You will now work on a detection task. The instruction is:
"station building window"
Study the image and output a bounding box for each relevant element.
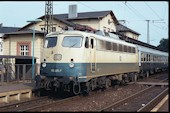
[52,27,56,32]
[17,42,31,56]
[41,27,45,31]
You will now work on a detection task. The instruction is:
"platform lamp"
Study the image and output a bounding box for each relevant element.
[27,19,42,80]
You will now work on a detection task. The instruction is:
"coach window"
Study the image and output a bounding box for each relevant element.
[157,56,159,62]
[154,55,156,62]
[144,53,146,62]
[150,55,153,62]
[141,53,143,61]
[145,54,147,61]
[85,37,89,48]
[153,55,154,62]
[146,54,149,61]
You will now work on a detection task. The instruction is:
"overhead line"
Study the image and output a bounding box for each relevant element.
[123,2,146,20]
[144,1,162,20]
[77,1,96,11]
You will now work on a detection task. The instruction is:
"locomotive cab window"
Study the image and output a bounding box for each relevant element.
[62,36,82,48]
[45,37,57,48]
[91,39,94,48]
[85,37,89,48]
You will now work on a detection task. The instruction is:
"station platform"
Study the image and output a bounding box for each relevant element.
[158,99,169,112]
[151,94,169,112]
[0,81,36,103]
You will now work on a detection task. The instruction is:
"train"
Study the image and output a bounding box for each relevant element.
[35,30,168,95]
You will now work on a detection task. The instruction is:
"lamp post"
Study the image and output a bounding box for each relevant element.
[27,19,42,80]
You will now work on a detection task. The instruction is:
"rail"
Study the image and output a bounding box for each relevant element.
[0,96,49,111]
[99,78,168,112]
[137,88,168,112]
[20,95,80,112]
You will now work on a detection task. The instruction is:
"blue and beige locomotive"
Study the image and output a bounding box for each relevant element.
[37,30,168,95]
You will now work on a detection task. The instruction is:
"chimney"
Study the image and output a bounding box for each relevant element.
[68,4,77,18]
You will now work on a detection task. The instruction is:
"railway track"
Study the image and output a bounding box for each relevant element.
[20,95,81,112]
[23,78,168,112]
[0,72,168,112]
[137,88,168,112]
[99,78,168,112]
[0,96,51,112]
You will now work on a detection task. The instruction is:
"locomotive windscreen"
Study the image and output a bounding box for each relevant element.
[62,36,82,48]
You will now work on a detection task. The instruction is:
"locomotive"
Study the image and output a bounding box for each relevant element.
[36,30,168,95]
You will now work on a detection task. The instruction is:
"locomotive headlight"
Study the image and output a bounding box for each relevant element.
[54,54,62,61]
[42,62,46,67]
[69,63,74,68]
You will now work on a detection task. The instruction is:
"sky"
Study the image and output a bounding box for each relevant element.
[0,1,168,46]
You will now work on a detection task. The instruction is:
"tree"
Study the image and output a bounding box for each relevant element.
[157,38,168,52]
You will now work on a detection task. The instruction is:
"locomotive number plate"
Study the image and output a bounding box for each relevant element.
[51,69,62,72]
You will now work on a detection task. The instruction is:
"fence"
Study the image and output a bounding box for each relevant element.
[0,63,40,84]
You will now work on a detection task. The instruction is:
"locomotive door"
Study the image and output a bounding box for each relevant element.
[90,36,96,73]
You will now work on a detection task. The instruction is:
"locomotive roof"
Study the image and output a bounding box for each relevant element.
[137,44,168,56]
[48,30,137,48]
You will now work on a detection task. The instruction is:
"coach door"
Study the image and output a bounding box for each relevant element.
[90,36,96,73]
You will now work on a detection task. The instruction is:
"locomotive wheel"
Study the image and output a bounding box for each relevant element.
[146,71,149,78]
[82,87,89,96]
[82,83,90,96]
[72,82,81,95]
[35,88,46,97]
[105,79,111,88]
[120,80,126,86]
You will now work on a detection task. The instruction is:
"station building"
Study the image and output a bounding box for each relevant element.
[2,6,141,75]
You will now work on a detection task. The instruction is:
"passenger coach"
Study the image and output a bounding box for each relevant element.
[137,45,168,77]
